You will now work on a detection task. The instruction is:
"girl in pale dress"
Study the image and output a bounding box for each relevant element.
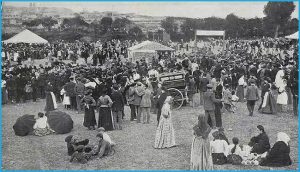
[61,88,71,109]
[190,115,214,170]
[154,96,176,149]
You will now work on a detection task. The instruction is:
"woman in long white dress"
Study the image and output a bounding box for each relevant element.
[154,96,176,149]
[275,68,288,112]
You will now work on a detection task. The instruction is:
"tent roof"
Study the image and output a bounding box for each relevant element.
[285,31,298,39]
[128,40,174,52]
[3,29,48,44]
[196,30,225,36]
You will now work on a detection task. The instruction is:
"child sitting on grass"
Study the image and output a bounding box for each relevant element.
[70,145,90,164]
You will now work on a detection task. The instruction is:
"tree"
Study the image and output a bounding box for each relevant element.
[61,16,89,31]
[112,17,131,32]
[41,17,58,31]
[100,17,113,33]
[264,2,295,38]
[161,17,178,34]
[181,18,198,41]
[201,17,226,30]
[225,13,242,38]
[128,26,144,41]
[283,18,299,36]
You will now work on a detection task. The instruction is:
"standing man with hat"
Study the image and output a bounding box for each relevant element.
[203,84,221,129]
[111,84,124,130]
[245,79,259,116]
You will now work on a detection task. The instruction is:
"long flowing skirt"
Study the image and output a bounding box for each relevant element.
[83,107,96,128]
[190,136,213,170]
[277,92,288,105]
[236,85,244,102]
[44,92,57,112]
[154,116,176,148]
[261,92,277,114]
[33,128,54,137]
[63,94,71,105]
[98,107,114,131]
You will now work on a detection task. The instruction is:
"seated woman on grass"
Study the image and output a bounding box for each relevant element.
[260,132,292,167]
[249,125,270,154]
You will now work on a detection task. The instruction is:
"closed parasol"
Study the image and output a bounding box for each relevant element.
[13,114,36,136]
[46,110,74,134]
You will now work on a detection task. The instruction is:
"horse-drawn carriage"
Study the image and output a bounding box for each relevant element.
[150,71,189,110]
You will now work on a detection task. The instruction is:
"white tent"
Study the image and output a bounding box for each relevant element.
[128,40,174,63]
[285,31,298,40]
[3,29,48,44]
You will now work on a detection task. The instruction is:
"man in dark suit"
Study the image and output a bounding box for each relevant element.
[246,79,259,116]
[193,66,201,93]
[289,63,298,116]
[111,84,124,130]
[203,84,221,129]
[64,77,77,110]
[199,73,209,105]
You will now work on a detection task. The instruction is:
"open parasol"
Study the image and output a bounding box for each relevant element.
[46,110,74,134]
[13,114,36,136]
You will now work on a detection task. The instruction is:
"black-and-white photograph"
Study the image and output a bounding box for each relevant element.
[1,1,299,170]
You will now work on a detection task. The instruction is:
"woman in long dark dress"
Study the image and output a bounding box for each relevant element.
[44,82,57,112]
[260,84,277,115]
[97,89,114,131]
[81,90,96,130]
[260,132,292,167]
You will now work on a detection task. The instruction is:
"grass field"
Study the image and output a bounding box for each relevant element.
[2,99,298,170]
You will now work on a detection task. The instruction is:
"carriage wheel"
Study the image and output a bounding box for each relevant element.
[168,88,184,110]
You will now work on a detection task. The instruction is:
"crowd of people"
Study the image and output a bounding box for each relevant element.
[191,117,292,169]
[4,36,297,168]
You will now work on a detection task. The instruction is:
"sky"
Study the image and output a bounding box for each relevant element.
[3,1,299,19]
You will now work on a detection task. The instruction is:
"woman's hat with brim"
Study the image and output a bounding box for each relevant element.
[207,84,213,88]
[97,127,105,132]
[249,79,255,84]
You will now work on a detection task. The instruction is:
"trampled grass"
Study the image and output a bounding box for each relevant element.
[2,99,298,170]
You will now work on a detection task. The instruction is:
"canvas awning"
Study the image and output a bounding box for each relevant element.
[196,30,225,36]
[128,40,174,52]
[285,31,298,40]
[128,41,174,63]
[3,29,48,44]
